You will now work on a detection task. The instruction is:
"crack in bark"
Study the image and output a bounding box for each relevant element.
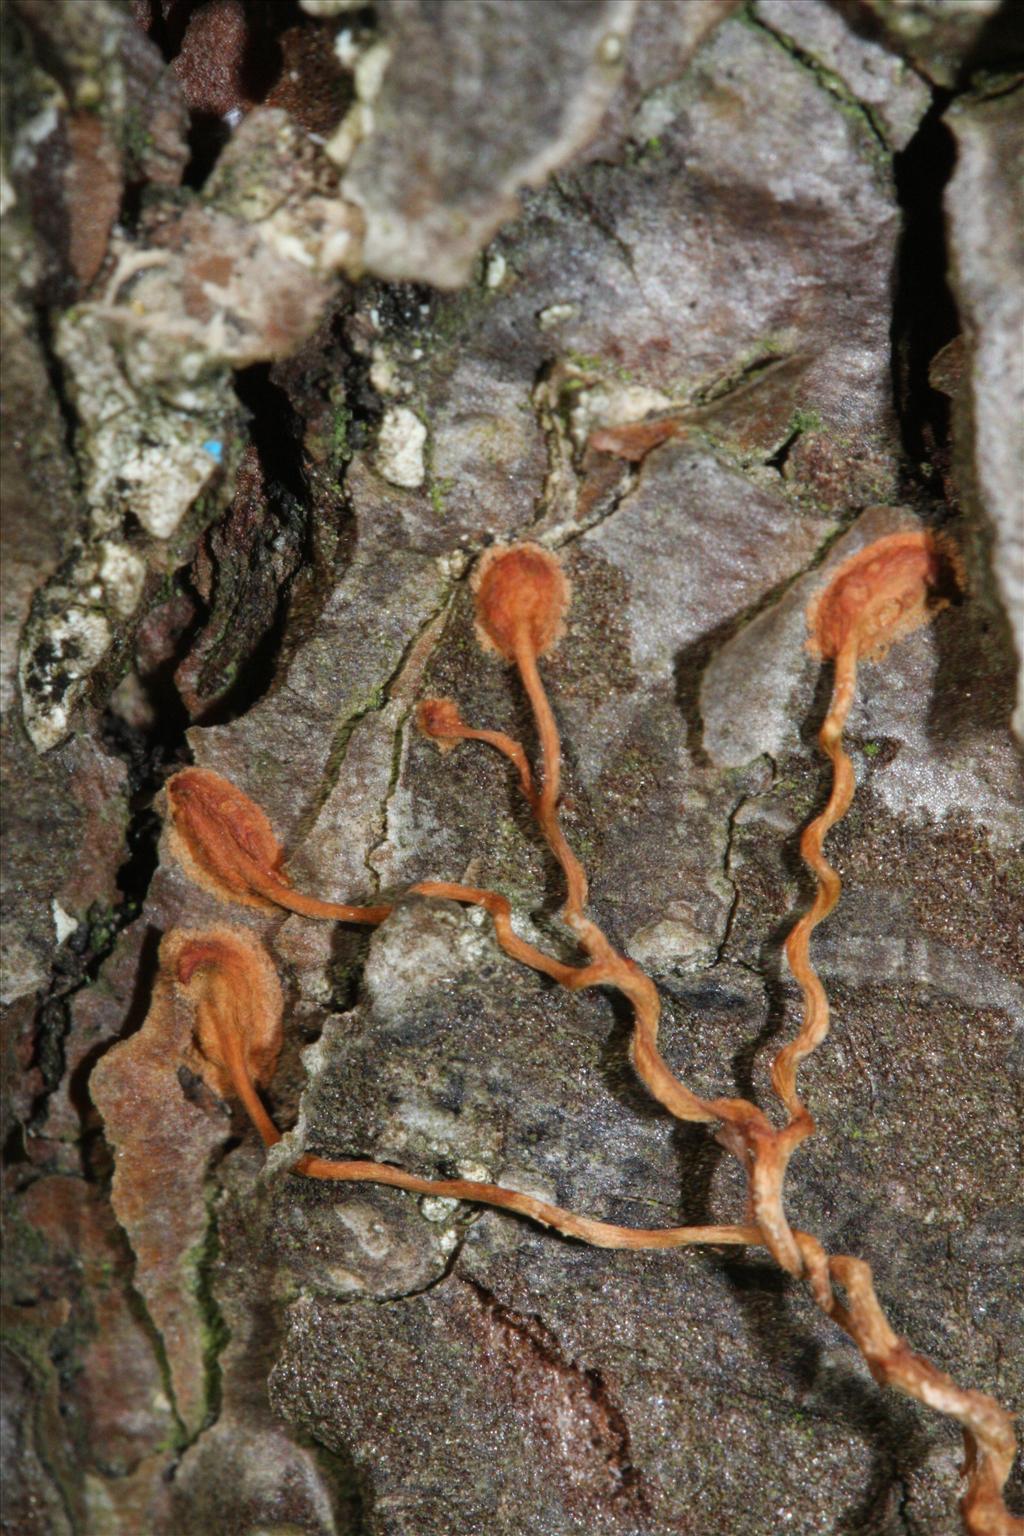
[369,1223,472,1306]
[550,461,643,551]
[550,172,672,338]
[293,577,457,852]
[363,591,461,892]
[713,777,766,968]
[525,362,647,548]
[744,5,896,158]
[183,1179,229,1448]
[689,347,798,413]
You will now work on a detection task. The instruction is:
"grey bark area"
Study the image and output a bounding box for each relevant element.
[2,2,1022,1535]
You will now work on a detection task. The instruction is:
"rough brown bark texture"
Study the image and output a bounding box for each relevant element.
[2,2,1022,1533]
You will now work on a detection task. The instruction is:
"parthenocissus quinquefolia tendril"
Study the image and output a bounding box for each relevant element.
[159,535,1021,1536]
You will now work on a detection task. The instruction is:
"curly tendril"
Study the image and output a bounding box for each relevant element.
[165,536,1017,1535]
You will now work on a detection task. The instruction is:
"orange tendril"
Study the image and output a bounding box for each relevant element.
[416,698,535,802]
[768,532,967,1236]
[165,926,283,1148]
[806,529,964,665]
[471,539,569,662]
[162,926,759,1253]
[165,532,1018,1535]
[166,767,390,924]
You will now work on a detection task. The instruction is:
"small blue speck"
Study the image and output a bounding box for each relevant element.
[202,439,224,462]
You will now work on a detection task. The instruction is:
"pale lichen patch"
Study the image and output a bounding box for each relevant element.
[52,900,79,945]
[568,380,673,451]
[327,38,392,169]
[19,604,112,752]
[375,406,427,489]
[484,251,507,289]
[625,917,717,974]
[97,542,146,618]
[538,303,578,331]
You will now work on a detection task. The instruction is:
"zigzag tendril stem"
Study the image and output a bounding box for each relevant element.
[167,536,1021,1534]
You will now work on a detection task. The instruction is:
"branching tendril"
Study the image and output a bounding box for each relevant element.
[160,534,1018,1535]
